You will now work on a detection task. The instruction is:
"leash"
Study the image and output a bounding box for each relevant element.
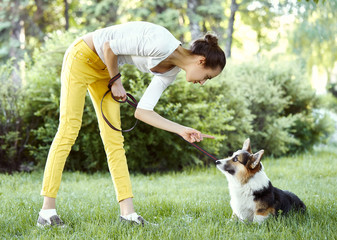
[177,135,218,162]
[101,90,138,132]
[101,73,218,162]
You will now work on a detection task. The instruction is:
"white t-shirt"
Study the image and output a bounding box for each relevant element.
[92,21,181,110]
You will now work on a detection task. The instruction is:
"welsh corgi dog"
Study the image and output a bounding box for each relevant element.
[215,138,306,223]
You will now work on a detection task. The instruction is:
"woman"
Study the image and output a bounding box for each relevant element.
[37,21,226,227]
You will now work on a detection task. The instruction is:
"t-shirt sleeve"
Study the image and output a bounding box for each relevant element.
[137,75,175,111]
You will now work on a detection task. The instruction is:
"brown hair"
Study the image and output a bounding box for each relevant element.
[190,33,226,70]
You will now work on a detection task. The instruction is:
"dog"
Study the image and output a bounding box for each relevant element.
[215,138,306,223]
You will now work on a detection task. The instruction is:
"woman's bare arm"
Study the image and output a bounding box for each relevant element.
[135,108,214,143]
[103,41,127,101]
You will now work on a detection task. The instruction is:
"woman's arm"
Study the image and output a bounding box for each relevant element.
[103,41,127,101]
[134,108,214,143]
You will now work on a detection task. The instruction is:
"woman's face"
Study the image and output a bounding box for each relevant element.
[186,57,222,85]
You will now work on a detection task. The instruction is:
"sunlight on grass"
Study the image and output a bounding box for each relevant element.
[0,146,336,239]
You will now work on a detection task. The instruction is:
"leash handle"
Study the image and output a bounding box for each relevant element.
[111,92,138,108]
[101,90,138,132]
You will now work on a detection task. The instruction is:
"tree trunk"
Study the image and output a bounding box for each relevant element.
[225,0,239,58]
[187,0,202,40]
[34,0,45,32]
[9,0,24,86]
[64,0,69,30]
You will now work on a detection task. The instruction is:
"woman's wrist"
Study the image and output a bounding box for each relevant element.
[108,73,121,89]
[176,125,188,136]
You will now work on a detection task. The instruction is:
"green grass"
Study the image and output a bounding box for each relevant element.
[1,146,337,240]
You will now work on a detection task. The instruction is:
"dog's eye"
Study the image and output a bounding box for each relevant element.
[233,156,238,162]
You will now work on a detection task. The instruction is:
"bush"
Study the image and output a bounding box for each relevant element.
[0,60,31,172]
[220,59,334,156]
[1,31,334,173]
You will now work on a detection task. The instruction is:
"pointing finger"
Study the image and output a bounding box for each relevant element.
[201,134,215,139]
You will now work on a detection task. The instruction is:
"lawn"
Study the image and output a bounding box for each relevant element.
[0,146,336,240]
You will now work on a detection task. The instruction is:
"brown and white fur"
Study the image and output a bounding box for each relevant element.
[216,138,306,223]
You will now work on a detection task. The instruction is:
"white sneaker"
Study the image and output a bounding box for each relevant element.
[119,213,157,226]
[37,214,65,227]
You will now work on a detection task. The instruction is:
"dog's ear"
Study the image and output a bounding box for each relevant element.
[250,150,264,169]
[242,138,252,153]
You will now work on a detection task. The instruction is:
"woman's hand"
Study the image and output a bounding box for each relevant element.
[179,127,215,143]
[110,79,127,101]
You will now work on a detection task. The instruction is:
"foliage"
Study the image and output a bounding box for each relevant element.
[72,0,121,30]
[0,60,30,172]
[121,0,225,43]
[236,0,280,53]
[288,0,337,77]
[123,0,188,41]
[1,32,324,174]
[222,58,334,156]
[319,93,337,113]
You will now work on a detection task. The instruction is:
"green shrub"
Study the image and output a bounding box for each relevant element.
[220,59,334,156]
[1,31,333,173]
[0,60,30,172]
[319,92,337,113]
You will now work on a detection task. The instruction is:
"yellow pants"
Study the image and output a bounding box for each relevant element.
[41,38,133,202]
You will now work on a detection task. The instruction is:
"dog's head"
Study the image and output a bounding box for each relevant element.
[216,138,264,184]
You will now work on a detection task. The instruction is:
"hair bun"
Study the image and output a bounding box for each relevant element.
[204,33,219,47]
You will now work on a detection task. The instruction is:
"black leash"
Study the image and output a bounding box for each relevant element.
[101,74,218,162]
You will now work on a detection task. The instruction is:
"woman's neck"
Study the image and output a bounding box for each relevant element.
[150,46,192,73]
[166,46,193,71]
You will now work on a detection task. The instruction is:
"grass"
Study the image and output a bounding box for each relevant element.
[0,146,336,240]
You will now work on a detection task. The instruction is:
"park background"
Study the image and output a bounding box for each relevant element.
[1,0,336,173]
[1,0,337,239]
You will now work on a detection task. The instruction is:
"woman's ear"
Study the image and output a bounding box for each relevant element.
[198,56,206,66]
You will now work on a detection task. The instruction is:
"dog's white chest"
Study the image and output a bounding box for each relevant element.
[229,186,256,221]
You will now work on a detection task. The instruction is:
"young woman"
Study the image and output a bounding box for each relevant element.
[37,21,226,227]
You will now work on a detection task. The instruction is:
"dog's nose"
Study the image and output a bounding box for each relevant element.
[215,160,221,165]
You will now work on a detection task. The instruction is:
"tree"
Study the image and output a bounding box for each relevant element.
[64,0,69,30]
[225,0,239,58]
[75,0,121,29]
[0,0,29,85]
[122,0,187,41]
[288,0,337,82]
[187,0,202,40]
[224,0,282,58]
[123,0,225,44]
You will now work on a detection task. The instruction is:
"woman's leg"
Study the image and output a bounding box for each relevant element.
[87,79,135,215]
[119,198,135,216]
[42,197,56,209]
[40,41,88,205]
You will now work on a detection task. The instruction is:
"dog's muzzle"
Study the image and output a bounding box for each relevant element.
[215,160,221,165]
